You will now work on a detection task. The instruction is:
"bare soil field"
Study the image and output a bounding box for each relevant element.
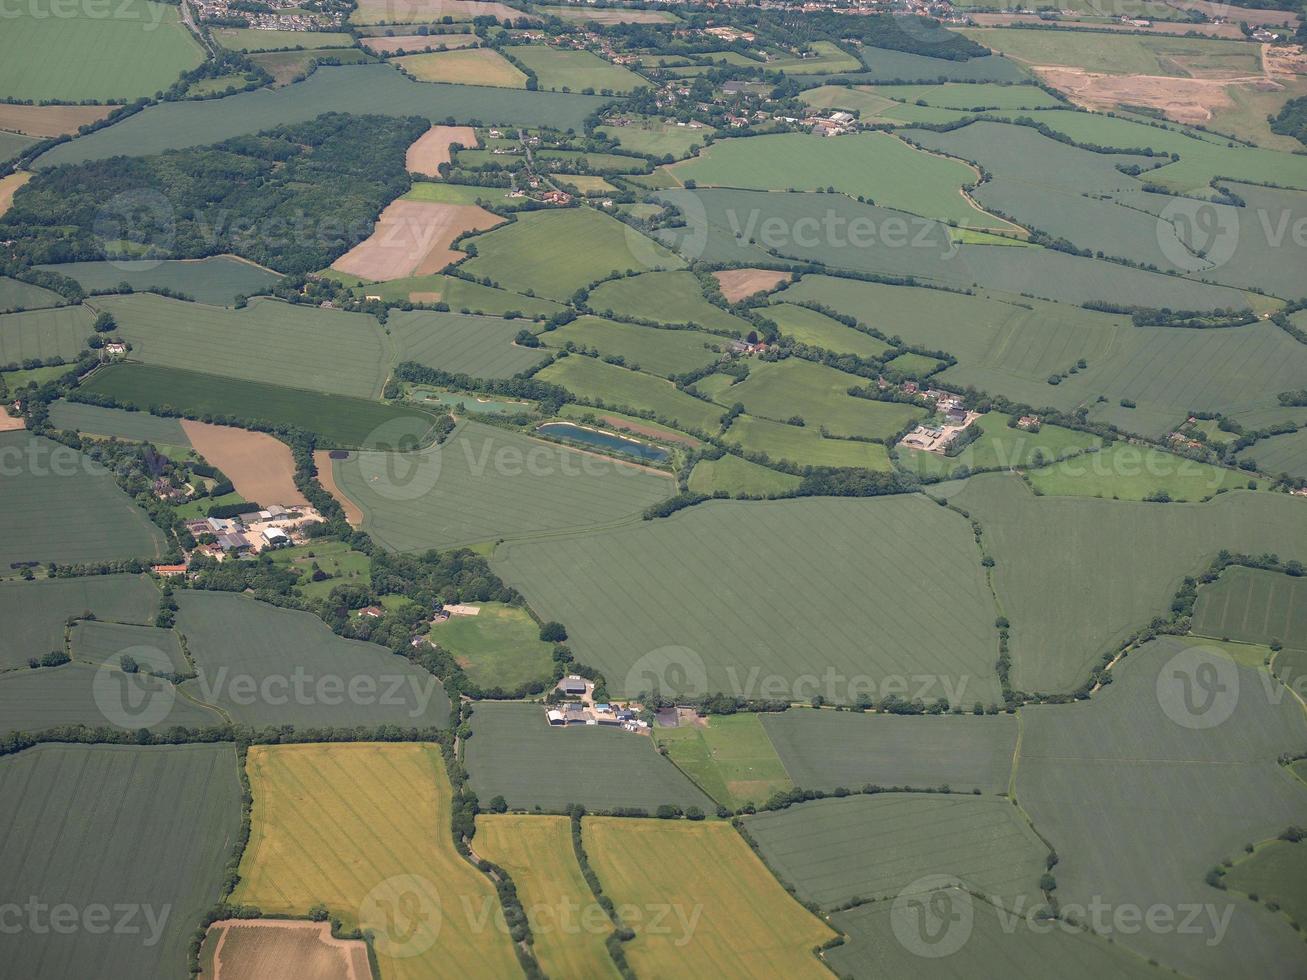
[361,33,478,54]
[0,104,114,137]
[330,199,503,281]
[1265,44,1307,77]
[406,124,479,177]
[0,405,25,432]
[0,172,32,218]
[181,420,309,507]
[1036,67,1246,122]
[313,450,363,526]
[206,920,372,980]
[592,414,700,446]
[713,268,790,303]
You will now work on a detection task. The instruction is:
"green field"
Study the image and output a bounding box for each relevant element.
[764,303,891,358]
[959,28,1261,77]
[0,744,241,978]
[1024,443,1250,501]
[330,419,674,551]
[96,293,390,399]
[653,712,794,808]
[212,28,356,51]
[760,710,1017,794]
[396,48,527,87]
[586,271,752,333]
[1240,427,1307,480]
[725,358,924,439]
[387,309,548,379]
[38,257,279,307]
[873,82,1063,110]
[687,454,802,497]
[404,181,534,209]
[952,473,1307,694]
[175,590,451,728]
[266,538,372,599]
[428,601,554,691]
[597,117,713,159]
[493,495,1002,706]
[0,431,166,570]
[1016,637,1307,977]
[464,701,713,811]
[764,40,860,74]
[542,315,724,378]
[668,132,1006,228]
[901,412,1100,480]
[0,276,62,313]
[340,271,564,317]
[35,65,608,168]
[69,619,186,672]
[461,208,684,301]
[510,45,648,93]
[0,131,40,166]
[1226,840,1307,930]
[475,815,620,979]
[537,355,725,434]
[234,743,521,980]
[882,351,945,378]
[746,794,1048,909]
[585,818,836,976]
[0,0,204,101]
[47,400,191,446]
[78,362,441,449]
[0,305,95,367]
[723,414,892,470]
[1192,565,1307,651]
[0,573,158,670]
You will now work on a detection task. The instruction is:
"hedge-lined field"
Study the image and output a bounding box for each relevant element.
[39,258,279,307]
[586,271,751,333]
[653,712,793,809]
[541,316,724,378]
[0,305,95,367]
[0,573,158,670]
[388,309,549,379]
[536,356,725,433]
[47,400,191,447]
[1192,565,1307,651]
[723,414,893,470]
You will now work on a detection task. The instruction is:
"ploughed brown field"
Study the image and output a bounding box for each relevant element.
[205,920,372,980]
[0,104,115,137]
[406,124,479,177]
[181,420,308,508]
[0,405,25,432]
[313,450,362,526]
[330,200,503,281]
[0,172,31,218]
[713,268,790,303]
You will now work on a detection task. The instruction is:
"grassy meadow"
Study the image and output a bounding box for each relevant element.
[587,271,752,333]
[428,601,554,691]
[542,315,725,378]
[652,712,794,809]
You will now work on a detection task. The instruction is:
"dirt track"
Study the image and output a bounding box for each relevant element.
[182,420,308,508]
[406,124,479,177]
[331,199,502,281]
[712,268,789,303]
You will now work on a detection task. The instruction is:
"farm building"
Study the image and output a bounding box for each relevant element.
[558,676,588,696]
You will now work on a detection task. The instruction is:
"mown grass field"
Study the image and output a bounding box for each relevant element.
[725,358,924,439]
[760,710,1017,793]
[597,117,712,159]
[267,538,372,599]
[687,454,802,496]
[428,601,554,691]
[764,303,891,359]
[212,28,356,51]
[176,591,451,728]
[510,45,648,93]
[331,419,673,551]
[0,0,203,101]
[39,257,279,307]
[464,701,713,811]
[492,496,1002,706]
[873,82,1063,110]
[0,305,95,367]
[0,276,62,313]
[47,400,191,446]
[959,28,1261,76]
[387,309,548,379]
[36,65,608,167]
[404,182,534,209]
[1024,443,1250,501]
[234,743,521,980]
[584,818,836,976]
[952,474,1307,694]
[97,293,390,399]
[586,271,751,333]
[1192,565,1307,651]
[668,132,1006,228]
[79,363,440,449]
[746,794,1048,909]
[901,413,1100,480]
[0,744,241,979]
[723,414,892,470]
[1016,638,1307,977]
[0,431,166,570]
[542,316,724,378]
[537,355,725,434]
[653,713,793,808]
[461,208,684,301]
[396,48,527,87]
[882,351,944,378]
[474,815,620,979]
[0,573,158,669]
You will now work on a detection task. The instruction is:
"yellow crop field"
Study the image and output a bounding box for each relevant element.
[584,818,835,977]
[475,815,620,979]
[233,743,520,980]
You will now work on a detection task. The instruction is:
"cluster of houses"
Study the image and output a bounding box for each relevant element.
[546,676,649,732]
[193,0,342,29]
[184,505,324,559]
[805,110,856,136]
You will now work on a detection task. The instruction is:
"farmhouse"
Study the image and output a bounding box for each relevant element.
[558,675,589,696]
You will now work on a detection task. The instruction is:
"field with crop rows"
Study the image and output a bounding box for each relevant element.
[1191,565,1307,650]
[0,573,158,669]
